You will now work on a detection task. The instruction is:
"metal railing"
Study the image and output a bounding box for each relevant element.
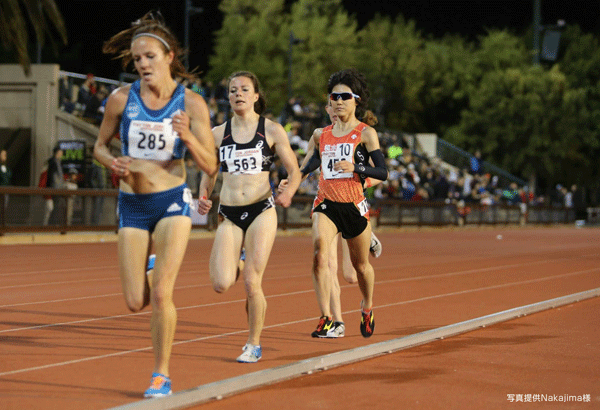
[0,187,575,236]
[436,139,528,187]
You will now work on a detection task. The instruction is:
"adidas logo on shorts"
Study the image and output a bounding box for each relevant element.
[167,203,182,213]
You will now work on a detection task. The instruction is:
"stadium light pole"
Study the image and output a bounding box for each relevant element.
[184,0,204,71]
[533,0,541,65]
[532,0,565,65]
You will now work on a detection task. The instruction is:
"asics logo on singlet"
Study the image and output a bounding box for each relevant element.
[240,212,248,220]
[126,102,140,119]
[321,204,327,209]
[256,140,264,149]
[351,134,357,139]
[262,155,271,167]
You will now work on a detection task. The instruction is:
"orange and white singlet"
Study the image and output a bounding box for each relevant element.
[314,122,370,217]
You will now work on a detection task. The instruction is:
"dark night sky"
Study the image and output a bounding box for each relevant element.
[55,0,600,80]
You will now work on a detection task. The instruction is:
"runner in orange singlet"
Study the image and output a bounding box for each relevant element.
[300,69,388,338]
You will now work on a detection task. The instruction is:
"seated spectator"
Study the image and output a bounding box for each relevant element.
[502,182,520,205]
[76,73,97,113]
[297,172,319,196]
[470,150,483,175]
[83,86,109,125]
[59,76,75,113]
[191,78,208,100]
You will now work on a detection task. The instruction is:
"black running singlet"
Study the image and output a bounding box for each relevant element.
[219,116,275,175]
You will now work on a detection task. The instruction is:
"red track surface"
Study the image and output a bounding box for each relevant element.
[1,227,599,409]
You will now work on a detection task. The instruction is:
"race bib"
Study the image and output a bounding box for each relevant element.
[357,198,369,217]
[219,146,262,175]
[322,143,354,179]
[128,119,177,160]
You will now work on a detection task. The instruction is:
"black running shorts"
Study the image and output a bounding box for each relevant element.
[312,198,368,239]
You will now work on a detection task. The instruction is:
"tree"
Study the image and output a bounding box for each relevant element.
[208,0,361,114]
[288,0,358,103]
[446,64,596,193]
[0,0,67,75]
[207,0,289,113]
[555,25,600,197]
[355,14,425,130]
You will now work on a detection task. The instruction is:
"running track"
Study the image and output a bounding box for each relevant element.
[0,227,599,409]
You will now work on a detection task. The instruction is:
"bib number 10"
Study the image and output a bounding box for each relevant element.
[323,143,353,179]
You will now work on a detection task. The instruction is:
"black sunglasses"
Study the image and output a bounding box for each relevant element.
[329,92,360,101]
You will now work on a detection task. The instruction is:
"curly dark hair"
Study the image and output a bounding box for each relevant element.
[102,10,196,82]
[327,68,370,120]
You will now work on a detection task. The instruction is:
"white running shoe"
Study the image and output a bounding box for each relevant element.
[369,233,382,258]
[237,343,262,363]
[326,322,345,338]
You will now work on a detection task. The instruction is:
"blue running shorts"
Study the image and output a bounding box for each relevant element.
[118,183,192,232]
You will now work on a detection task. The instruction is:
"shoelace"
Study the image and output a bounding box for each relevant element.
[363,312,372,333]
[316,317,327,331]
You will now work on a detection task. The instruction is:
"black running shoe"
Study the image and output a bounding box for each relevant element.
[311,316,333,338]
[360,309,375,338]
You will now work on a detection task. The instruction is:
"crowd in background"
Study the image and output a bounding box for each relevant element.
[54,74,585,219]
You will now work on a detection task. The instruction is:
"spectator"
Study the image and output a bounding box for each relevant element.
[433,168,450,201]
[65,168,79,226]
[571,184,586,222]
[1,149,12,210]
[470,149,483,175]
[297,171,319,196]
[213,111,226,126]
[89,158,107,225]
[551,184,565,207]
[83,86,109,125]
[280,96,299,125]
[212,77,229,118]
[0,149,11,186]
[185,157,201,196]
[76,73,97,113]
[43,147,64,225]
[59,76,75,113]
[562,186,572,208]
[502,182,520,205]
[190,78,208,100]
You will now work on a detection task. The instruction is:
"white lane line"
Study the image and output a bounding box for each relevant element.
[0,267,597,378]
[107,288,600,410]
[2,249,596,287]
[1,263,598,334]
[1,252,595,308]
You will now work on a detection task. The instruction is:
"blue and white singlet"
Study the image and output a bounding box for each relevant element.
[120,80,187,161]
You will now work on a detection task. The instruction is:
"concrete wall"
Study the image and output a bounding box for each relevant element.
[0,64,59,185]
[414,133,438,159]
[0,64,102,186]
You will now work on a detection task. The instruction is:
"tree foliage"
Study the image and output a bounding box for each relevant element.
[208,0,359,112]
[0,0,67,75]
[208,0,289,110]
[208,3,600,194]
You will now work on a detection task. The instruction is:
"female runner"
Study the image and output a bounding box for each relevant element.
[93,11,217,397]
[197,71,301,362]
